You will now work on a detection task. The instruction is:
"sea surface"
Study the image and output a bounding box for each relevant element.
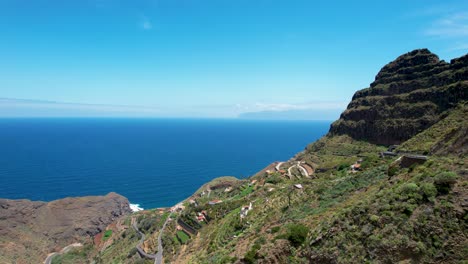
[0,118,330,209]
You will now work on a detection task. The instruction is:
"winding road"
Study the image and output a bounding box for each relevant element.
[44,243,83,264]
[132,217,157,260]
[297,164,310,178]
[154,213,172,264]
[275,162,284,171]
[131,212,173,264]
[287,162,310,178]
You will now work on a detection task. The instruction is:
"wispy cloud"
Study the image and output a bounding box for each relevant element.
[235,101,347,113]
[140,15,153,30]
[235,101,347,120]
[425,12,468,37]
[448,42,468,51]
[0,98,161,117]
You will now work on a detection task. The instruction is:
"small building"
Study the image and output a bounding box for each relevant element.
[208,199,223,205]
[381,151,398,157]
[400,155,427,168]
[196,212,206,222]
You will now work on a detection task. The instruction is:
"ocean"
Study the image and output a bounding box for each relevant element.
[0,118,330,209]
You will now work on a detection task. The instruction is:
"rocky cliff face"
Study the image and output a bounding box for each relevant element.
[0,192,131,263]
[329,49,468,145]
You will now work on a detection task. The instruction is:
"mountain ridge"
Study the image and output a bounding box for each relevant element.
[329,49,468,145]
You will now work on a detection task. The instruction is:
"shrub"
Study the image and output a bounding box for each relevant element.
[266,175,282,184]
[337,163,350,171]
[369,215,380,223]
[388,166,399,177]
[420,183,437,202]
[400,183,419,195]
[244,243,261,263]
[286,224,309,247]
[127,247,137,258]
[271,226,280,233]
[434,172,458,194]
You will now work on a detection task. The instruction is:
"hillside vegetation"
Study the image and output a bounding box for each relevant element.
[39,49,468,264]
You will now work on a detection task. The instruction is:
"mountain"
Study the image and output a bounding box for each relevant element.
[0,193,131,263]
[1,49,466,264]
[329,49,468,145]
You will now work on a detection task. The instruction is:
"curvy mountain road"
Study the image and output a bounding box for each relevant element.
[44,243,83,264]
[154,213,172,264]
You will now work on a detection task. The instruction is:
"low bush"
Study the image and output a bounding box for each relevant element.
[244,243,261,264]
[286,224,309,247]
[434,172,458,194]
[420,182,437,202]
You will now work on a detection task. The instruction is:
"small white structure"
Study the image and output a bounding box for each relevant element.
[240,202,253,219]
[294,184,303,189]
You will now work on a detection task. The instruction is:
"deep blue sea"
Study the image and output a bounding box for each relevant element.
[0,118,330,209]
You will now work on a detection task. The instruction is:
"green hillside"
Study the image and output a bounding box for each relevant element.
[52,50,467,264]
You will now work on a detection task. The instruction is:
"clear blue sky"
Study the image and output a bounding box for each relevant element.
[1,0,467,118]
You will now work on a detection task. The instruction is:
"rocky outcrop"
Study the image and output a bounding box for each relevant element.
[329,49,468,145]
[0,192,131,263]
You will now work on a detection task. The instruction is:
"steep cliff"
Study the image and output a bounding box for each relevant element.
[329,49,468,145]
[0,192,131,263]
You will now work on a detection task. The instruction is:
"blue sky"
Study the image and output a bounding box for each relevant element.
[0,0,467,118]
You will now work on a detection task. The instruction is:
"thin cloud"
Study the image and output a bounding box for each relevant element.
[235,101,348,113]
[0,98,161,117]
[425,12,468,37]
[448,42,468,51]
[236,101,347,120]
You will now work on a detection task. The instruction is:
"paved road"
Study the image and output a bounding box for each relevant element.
[287,165,294,179]
[275,162,284,171]
[296,164,310,178]
[287,162,310,179]
[132,217,157,259]
[154,213,173,264]
[44,243,83,264]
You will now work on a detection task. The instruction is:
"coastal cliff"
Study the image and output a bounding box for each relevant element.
[329,49,468,145]
[0,192,131,263]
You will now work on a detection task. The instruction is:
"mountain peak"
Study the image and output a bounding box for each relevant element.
[371,48,444,88]
[330,49,468,145]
